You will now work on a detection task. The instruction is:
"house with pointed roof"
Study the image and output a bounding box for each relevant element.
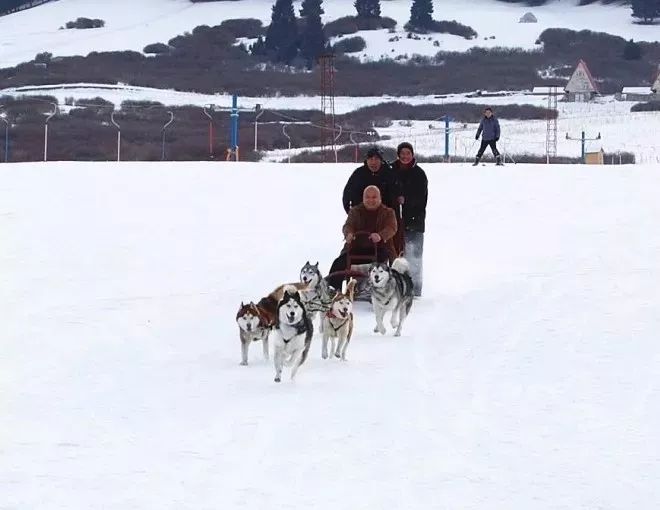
[564,60,599,102]
[652,65,660,93]
[618,64,660,101]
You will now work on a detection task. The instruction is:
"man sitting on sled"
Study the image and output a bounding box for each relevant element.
[326,186,397,291]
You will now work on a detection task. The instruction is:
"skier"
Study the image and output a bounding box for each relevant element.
[473,107,503,166]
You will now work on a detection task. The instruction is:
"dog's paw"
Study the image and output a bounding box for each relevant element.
[240,361,248,366]
[322,352,328,359]
[274,376,281,383]
[334,352,341,359]
[376,325,386,335]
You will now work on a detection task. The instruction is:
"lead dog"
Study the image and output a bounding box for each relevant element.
[368,258,414,337]
[322,278,356,361]
[237,281,309,366]
[273,286,313,382]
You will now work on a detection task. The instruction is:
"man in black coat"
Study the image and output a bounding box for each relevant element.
[342,146,403,213]
[391,142,427,296]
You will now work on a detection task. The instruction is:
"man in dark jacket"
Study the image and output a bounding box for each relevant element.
[473,107,502,166]
[391,142,428,296]
[342,146,403,213]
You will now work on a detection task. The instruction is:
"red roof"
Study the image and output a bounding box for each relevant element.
[576,59,599,94]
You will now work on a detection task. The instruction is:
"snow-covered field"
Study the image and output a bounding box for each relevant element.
[2,161,660,509]
[1,0,657,68]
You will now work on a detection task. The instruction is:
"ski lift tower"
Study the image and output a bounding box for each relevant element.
[546,86,559,163]
[319,53,337,162]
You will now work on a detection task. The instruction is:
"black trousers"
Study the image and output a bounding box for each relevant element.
[476,140,500,158]
[326,245,390,290]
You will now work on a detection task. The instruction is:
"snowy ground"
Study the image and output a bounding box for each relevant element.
[2,161,660,509]
[1,0,657,68]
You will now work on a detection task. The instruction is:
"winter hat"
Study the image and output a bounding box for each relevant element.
[397,142,414,156]
[365,146,383,160]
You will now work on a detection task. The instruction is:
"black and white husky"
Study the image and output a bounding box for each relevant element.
[299,261,336,325]
[273,286,314,382]
[368,258,414,337]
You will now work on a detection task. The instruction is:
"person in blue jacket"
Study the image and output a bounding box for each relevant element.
[473,107,502,166]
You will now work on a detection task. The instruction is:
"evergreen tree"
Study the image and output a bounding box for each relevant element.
[299,0,327,67]
[265,0,299,63]
[409,0,434,29]
[623,39,643,60]
[300,0,324,18]
[631,0,660,24]
[354,0,381,19]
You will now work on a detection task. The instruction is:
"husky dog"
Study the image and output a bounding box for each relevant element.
[299,261,336,327]
[236,302,271,366]
[368,258,414,337]
[237,281,309,366]
[273,286,314,382]
[322,279,356,361]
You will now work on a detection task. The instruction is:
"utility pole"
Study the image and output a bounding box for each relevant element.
[439,115,454,162]
[566,130,601,164]
[110,111,121,162]
[161,111,174,161]
[44,102,57,162]
[0,109,9,163]
[254,104,264,152]
[202,105,214,158]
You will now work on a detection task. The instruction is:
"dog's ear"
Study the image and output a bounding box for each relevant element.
[249,301,255,306]
[305,260,309,265]
[314,261,319,267]
[240,301,244,308]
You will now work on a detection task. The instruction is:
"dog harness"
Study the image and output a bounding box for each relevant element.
[325,310,349,332]
[279,321,308,343]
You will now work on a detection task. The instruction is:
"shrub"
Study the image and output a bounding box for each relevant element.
[325,15,396,37]
[333,36,366,54]
[631,101,660,112]
[220,18,264,38]
[623,39,642,60]
[143,43,171,55]
[34,52,52,63]
[431,20,477,39]
[65,17,105,29]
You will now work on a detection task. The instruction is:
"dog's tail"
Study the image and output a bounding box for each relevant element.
[343,278,357,302]
[391,257,410,275]
[283,284,299,296]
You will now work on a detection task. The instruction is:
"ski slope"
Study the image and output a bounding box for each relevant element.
[2,161,660,509]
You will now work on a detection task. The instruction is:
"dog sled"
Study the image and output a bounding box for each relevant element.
[324,231,380,301]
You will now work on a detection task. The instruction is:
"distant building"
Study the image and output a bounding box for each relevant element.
[564,60,599,102]
[519,12,538,23]
[531,86,564,96]
[652,65,660,93]
[617,64,660,101]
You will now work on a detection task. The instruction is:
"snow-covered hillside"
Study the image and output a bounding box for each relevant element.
[2,161,660,509]
[0,0,657,68]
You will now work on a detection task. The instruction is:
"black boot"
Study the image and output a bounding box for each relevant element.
[471,156,480,166]
[495,155,503,166]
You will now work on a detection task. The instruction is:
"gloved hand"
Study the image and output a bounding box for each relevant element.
[475,134,479,140]
[495,137,499,142]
